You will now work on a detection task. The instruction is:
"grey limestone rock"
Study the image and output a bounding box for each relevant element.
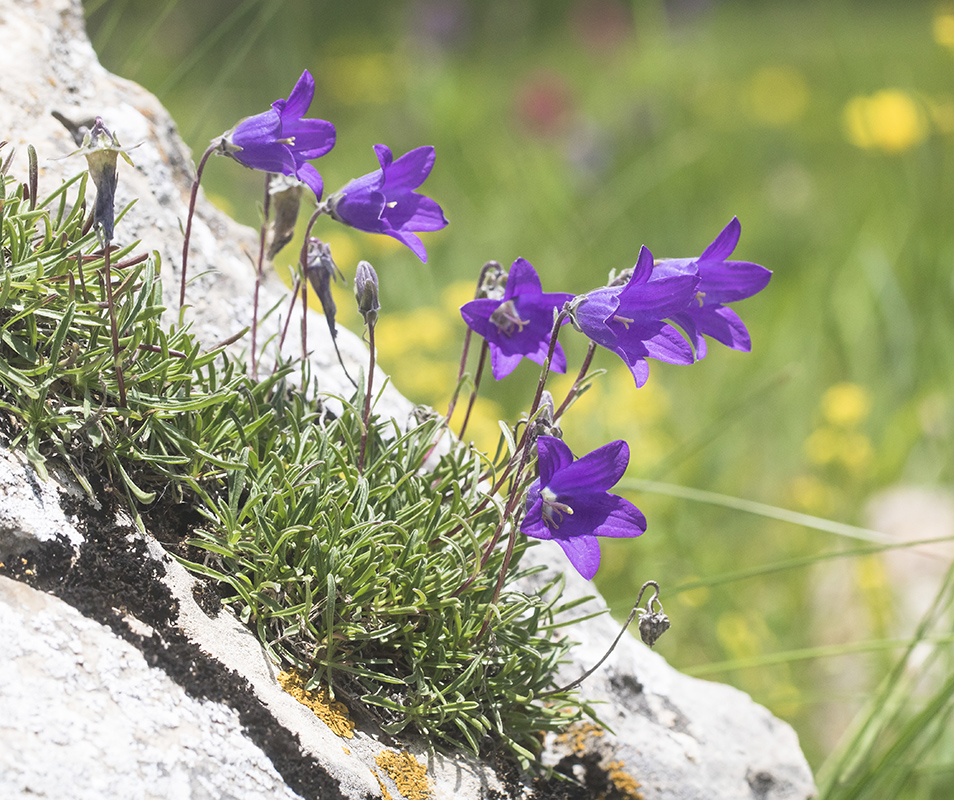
[0,1,818,798]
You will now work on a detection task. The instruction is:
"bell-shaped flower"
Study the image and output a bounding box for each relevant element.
[217,70,335,199]
[460,258,574,380]
[521,436,646,580]
[572,246,699,387]
[327,145,448,262]
[653,217,771,359]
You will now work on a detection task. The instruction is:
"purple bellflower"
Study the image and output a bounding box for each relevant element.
[327,145,449,262]
[522,436,646,580]
[218,70,335,199]
[653,217,772,359]
[571,246,699,387]
[460,258,574,380]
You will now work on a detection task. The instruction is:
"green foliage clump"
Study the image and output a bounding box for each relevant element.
[0,150,589,764]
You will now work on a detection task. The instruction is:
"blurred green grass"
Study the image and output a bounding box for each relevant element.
[85,0,954,784]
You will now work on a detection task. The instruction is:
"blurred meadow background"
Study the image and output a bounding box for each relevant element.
[85,0,954,793]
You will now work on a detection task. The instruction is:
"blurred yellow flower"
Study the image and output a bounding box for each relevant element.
[856,554,886,591]
[390,358,458,403]
[787,474,834,514]
[805,427,840,465]
[606,367,670,428]
[934,10,954,49]
[716,612,761,660]
[838,432,874,472]
[842,90,928,153]
[821,382,872,427]
[747,65,809,126]
[805,426,873,473]
[676,579,710,609]
[324,231,359,272]
[374,307,452,362]
[322,52,401,105]
[442,280,478,313]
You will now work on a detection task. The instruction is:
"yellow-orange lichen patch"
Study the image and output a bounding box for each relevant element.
[372,769,393,800]
[374,750,432,800]
[556,721,605,755]
[277,670,355,739]
[606,759,644,800]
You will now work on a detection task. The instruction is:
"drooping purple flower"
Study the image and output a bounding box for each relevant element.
[571,245,699,387]
[218,70,336,199]
[521,436,646,580]
[327,145,449,262]
[460,258,574,380]
[653,217,771,359]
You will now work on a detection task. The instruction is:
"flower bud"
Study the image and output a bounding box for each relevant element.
[532,391,562,440]
[304,238,343,340]
[354,260,380,327]
[266,174,304,260]
[477,260,507,300]
[70,117,134,243]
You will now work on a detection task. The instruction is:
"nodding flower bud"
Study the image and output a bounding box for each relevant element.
[70,117,135,243]
[476,260,507,301]
[304,238,344,340]
[266,174,304,260]
[532,391,562,440]
[354,260,380,327]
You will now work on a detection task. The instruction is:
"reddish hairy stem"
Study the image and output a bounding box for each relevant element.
[251,173,272,380]
[102,244,126,407]
[554,340,597,420]
[457,340,488,441]
[358,322,376,472]
[179,145,216,311]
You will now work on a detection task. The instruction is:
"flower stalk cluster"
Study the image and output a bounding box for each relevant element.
[456,218,770,587]
[54,68,770,761]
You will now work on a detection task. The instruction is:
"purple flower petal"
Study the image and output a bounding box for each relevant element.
[281,70,316,120]
[698,216,741,263]
[536,436,574,486]
[460,259,573,380]
[549,439,629,496]
[697,260,772,304]
[556,536,602,580]
[380,145,436,191]
[220,70,334,199]
[520,435,645,580]
[329,144,448,262]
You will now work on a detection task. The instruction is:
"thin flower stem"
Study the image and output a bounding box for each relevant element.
[277,276,300,356]
[446,327,474,422]
[102,244,127,407]
[445,260,500,422]
[358,321,376,472]
[554,341,596,421]
[516,307,569,453]
[539,581,662,696]
[422,261,502,466]
[296,206,325,382]
[459,307,571,529]
[251,173,272,380]
[300,276,308,384]
[457,340,488,441]
[179,145,216,312]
